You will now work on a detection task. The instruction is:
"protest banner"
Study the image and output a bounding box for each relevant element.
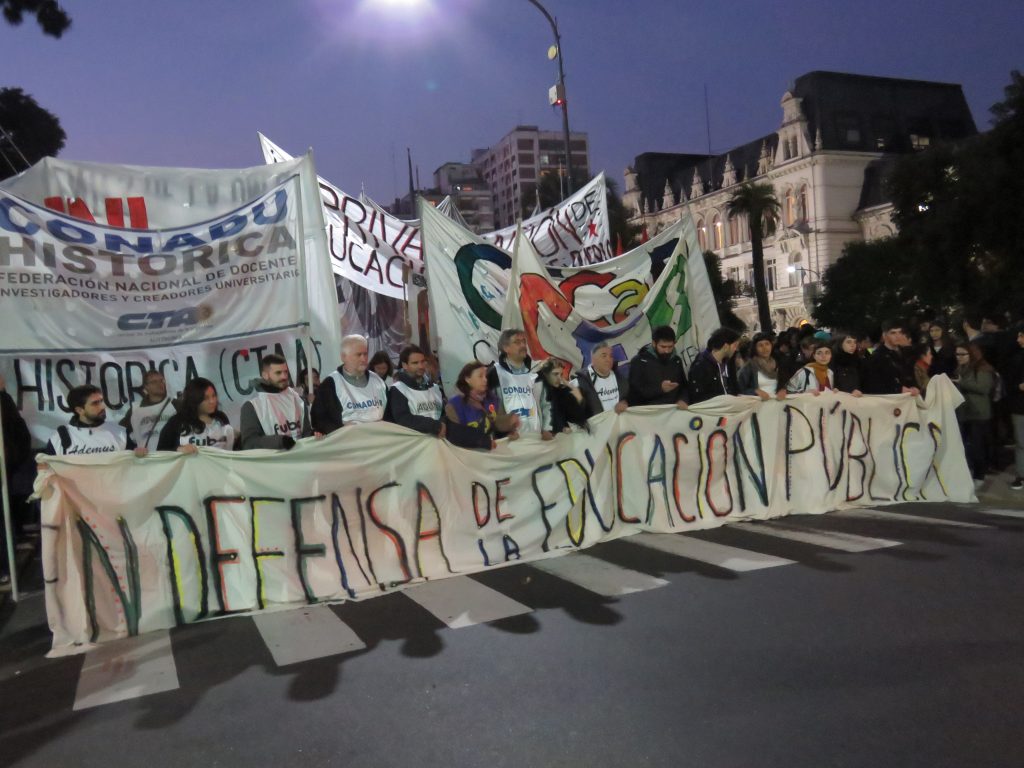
[0,154,340,443]
[422,202,718,394]
[37,379,973,655]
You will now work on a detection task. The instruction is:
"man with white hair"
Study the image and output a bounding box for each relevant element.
[311,335,389,435]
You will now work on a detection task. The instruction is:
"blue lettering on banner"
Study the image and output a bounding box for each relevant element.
[117,307,201,331]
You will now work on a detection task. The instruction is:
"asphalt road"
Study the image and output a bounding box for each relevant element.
[2,493,1023,768]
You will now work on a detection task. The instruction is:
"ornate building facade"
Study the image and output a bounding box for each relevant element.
[623,71,977,331]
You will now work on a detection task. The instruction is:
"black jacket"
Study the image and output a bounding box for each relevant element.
[862,346,914,395]
[386,371,444,435]
[737,359,782,395]
[1,390,31,472]
[687,350,738,404]
[627,344,689,406]
[575,366,629,417]
[1005,348,1024,416]
[830,351,864,394]
[537,377,589,432]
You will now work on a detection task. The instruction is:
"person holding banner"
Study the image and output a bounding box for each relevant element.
[487,329,543,434]
[119,371,175,453]
[311,335,388,435]
[239,354,312,450]
[575,342,630,416]
[387,345,446,437]
[535,359,588,437]
[687,327,742,404]
[627,326,690,408]
[43,385,138,456]
[157,378,236,452]
[445,362,520,450]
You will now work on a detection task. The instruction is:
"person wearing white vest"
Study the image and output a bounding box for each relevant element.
[239,354,312,450]
[574,341,630,418]
[486,328,544,435]
[158,378,237,452]
[311,334,389,435]
[44,385,137,456]
[386,345,446,437]
[119,370,175,452]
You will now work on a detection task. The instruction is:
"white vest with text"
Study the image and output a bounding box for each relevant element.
[495,365,541,433]
[249,388,306,440]
[328,370,388,424]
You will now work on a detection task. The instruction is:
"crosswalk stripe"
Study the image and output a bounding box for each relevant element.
[253,606,365,666]
[977,508,1024,520]
[629,532,796,572]
[402,576,532,628]
[530,553,670,596]
[735,521,900,552]
[73,629,179,710]
[836,508,991,529]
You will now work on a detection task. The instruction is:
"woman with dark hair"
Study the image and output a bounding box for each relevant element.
[926,321,957,377]
[157,378,236,452]
[953,342,995,487]
[737,332,785,400]
[786,340,834,394]
[368,351,394,386]
[443,362,520,450]
[830,334,864,396]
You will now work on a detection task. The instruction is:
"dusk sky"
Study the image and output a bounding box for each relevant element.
[4,0,1022,204]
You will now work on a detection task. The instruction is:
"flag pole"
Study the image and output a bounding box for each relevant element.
[0,402,19,601]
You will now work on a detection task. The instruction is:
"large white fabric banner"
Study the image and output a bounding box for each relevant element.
[483,173,611,268]
[0,155,340,442]
[502,215,720,372]
[422,203,717,394]
[37,379,973,655]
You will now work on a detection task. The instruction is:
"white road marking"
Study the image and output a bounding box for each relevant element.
[735,521,900,553]
[530,553,669,596]
[253,606,365,667]
[629,532,795,572]
[837,508,991,529]
[402,576,532,628]
[74,630,178,710]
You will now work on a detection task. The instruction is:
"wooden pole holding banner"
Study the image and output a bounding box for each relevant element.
[299,151,322,402]
[0,402,20,601]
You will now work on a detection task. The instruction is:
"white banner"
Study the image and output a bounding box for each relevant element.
[422,203,718,394]
[37,379,973,655]
[0,155,341,442]
[502,213,720,372]
[484,172,611,268]
[260,133,420,300]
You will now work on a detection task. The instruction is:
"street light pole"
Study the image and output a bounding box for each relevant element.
[526,0,574,194]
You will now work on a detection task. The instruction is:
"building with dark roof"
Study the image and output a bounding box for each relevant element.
[623,71,977,329]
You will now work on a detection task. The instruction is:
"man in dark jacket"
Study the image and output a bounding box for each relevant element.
[575,341,629,417]
[687,327,741,404]
[387,345,446,437]
[862,319,919,395]
[627,325,689,407]
[239,354,312,449]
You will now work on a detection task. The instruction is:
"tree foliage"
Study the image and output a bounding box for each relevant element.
[0,88,66,180]
[702,250,746,331]
[815,70,1024,329]
[1,0,70,37]
[727,183,780,332]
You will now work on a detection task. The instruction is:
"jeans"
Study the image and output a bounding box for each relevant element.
[961,420,990,480]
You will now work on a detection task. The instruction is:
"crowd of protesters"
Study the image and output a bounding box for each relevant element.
[3,314,1024,588]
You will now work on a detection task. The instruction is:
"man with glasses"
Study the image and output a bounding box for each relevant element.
[862,319,920,396]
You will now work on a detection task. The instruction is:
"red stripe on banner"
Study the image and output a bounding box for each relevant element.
[67,198,97,222]
[105,198,125,228]
[43,196,66,213]
[126,197,148,229]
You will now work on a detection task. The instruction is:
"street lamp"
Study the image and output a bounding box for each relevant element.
[526,0,574,195]
[787,265,821,282]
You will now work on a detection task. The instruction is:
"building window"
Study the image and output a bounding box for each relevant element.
[799,185,809,222]
[785,190,796,226]
[910,134,931,150]
[766,258,776,292]
[712,214,722,250]
[696,219,706,251]
[728,214,740,246]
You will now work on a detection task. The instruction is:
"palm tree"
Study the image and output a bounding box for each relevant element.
[727,182,781,333]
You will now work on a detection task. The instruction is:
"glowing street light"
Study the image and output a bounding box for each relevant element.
[526,0,574,195]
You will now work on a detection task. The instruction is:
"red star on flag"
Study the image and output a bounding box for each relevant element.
[588,222,598,237]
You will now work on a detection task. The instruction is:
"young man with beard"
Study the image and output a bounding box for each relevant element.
[45,385,141,456]
[120,370,175,452]
[311,335,389,435]
[487,328,543,434]
[239,354,312,450]
[575,341,629,417]
[387,344,446,437]
[687,327,741,404]
[627,325,690,408]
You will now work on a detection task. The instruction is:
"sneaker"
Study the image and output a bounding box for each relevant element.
[1011,478,1024,491]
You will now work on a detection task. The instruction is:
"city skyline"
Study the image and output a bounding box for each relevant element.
[3,0,1021,203]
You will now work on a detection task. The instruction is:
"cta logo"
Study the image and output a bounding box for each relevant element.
[118,306,203,331]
